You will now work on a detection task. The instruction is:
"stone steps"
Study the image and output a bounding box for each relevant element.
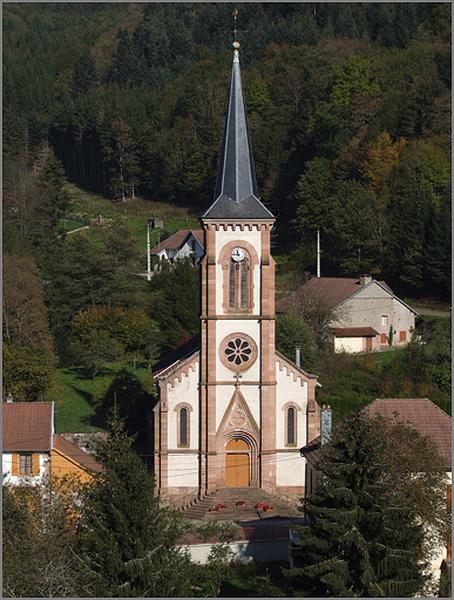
[182,487,301,522]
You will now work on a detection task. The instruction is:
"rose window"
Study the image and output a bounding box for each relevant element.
[225,338,252,365]
[220,334,257,372]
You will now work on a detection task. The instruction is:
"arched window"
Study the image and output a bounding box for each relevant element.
[286,407,296,446]
[228,257,250,310]
[179,407,189,447]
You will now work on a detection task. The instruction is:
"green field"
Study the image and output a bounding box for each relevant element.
[48,362,152,433]
[64,183,200,254]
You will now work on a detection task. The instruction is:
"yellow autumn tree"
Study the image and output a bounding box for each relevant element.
[361,131,406,194]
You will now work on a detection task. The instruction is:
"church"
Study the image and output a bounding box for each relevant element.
[152,41,320,504]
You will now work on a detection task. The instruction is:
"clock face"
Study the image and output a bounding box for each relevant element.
[231,247,245,262]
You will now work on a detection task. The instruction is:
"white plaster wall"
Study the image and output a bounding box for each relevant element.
[167,453,199,487]
[275,362,308,488]
[177,238,204,260]
[166,361,199,450]
[392,299,415,342]
[215,385,260,431]
[428,472,452,578]
[215,319,261,381]
[2,452,48,485]
[215,227,262,314]
[275,365,308,449]
[334,336,364,354]
[179,538,290,564]
[276,451,305,487]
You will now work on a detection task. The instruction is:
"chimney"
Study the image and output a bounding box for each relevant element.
[359,274,372,287]
[6,392,13,403]
[320,405,332,445]
[295,346,301,368]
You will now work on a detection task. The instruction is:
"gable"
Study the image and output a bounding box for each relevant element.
[338,280,418,315]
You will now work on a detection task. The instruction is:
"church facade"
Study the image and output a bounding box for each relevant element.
[152,43,320,503]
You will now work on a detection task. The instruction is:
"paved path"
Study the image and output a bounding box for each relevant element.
[413,306,451,318]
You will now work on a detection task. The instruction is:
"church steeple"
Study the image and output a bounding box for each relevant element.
[203,42,274,220]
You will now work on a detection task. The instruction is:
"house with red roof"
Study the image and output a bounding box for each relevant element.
[150,229,204,270]
[300,398,451,576]
[2,401,102,485]
[277,275,418,353]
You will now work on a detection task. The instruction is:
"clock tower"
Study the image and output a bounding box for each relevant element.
[152,39,319,503]
[199,40,278,494]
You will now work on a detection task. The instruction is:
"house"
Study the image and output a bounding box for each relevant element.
[301,398,452,575]
[150,229,204,269]
[151,39,321,508]
[2,401,102,484]
[277,275,418,353]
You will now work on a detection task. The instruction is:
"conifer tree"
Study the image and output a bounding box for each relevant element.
[287,413,427,597]
[80,411,196,597]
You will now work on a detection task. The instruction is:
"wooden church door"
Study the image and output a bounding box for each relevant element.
[225,439,250,487]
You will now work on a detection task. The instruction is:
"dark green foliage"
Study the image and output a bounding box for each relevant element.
[148,260,200,351]
[80,412,196,597]
[287,413,428,597]
[276,310,317,370]
[3,4,450,298]
[45,230,146,364]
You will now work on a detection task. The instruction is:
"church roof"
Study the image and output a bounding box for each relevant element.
[203,46,274,221]
[152,335,199,380]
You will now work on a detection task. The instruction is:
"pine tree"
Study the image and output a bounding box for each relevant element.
[79,412,196,597]
[287,413,427,597]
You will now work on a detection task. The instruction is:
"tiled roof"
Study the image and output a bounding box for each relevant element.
[150,229,203,255]
[53,434,103,473]
[2,402,53,452]
[363,398,451,467]
[276,277,393,313]
[332,327,379,337]
[152,335,199,380]
[301,398,451,469]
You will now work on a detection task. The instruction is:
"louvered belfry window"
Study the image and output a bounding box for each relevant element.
[229,257,250,310]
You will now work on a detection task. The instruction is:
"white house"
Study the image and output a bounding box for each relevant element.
[150,229,204,269]
[2,401,101,484]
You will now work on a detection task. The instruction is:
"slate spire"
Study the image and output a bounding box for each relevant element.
[203,43,274,220]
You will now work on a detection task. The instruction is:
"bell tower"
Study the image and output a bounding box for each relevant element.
[199,39,277,494]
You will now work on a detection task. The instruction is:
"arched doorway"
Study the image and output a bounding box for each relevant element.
[225,438,250,487]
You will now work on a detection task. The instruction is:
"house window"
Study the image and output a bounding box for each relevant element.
[381,315,388,327]
[229,257,250,310]
[399,331,407,342]
[19,453,33,476]
[286,407,297,446]
[178,407,189,447]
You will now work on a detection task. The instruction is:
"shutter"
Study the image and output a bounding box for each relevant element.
[32,453,40,476]
[11,453,19,476]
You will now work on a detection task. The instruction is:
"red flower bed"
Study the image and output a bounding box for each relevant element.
[215,503,227,510]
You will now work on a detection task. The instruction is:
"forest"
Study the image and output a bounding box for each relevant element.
[3,3,451,420]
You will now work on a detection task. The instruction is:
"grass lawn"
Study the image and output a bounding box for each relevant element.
[64,183,199,255]
[47,361,152,433]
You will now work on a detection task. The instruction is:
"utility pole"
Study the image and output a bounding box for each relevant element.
[147,219,152,281]
[316,227,321,278]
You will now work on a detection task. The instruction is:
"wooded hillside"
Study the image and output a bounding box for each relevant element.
[3,3,451,412]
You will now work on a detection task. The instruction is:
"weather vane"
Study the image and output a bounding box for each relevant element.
[232,7,240,49]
